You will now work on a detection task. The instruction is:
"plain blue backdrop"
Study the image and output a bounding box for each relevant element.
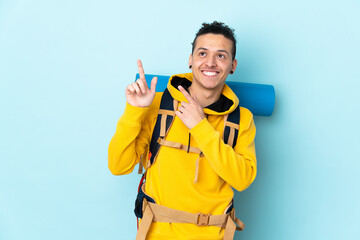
[1,0,359,239]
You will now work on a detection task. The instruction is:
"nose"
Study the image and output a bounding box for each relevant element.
[205,55,217,67]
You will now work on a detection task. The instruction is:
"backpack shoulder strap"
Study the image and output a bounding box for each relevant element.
[148,88,177,167]
[223,106,240,148]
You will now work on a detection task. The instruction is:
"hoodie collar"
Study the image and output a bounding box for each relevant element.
[167,73,239,116]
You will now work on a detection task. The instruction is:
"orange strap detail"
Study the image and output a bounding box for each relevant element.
[157,109,175,115]
[225,121,240,130]
[137,156,143,174]
[227,128,235,147]
[223,114,239,147]
[160,114,167,137]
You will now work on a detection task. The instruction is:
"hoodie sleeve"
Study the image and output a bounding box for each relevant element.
[189,107,257,191]
[108,100,158,175]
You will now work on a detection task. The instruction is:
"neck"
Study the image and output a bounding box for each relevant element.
[188,83,223,108]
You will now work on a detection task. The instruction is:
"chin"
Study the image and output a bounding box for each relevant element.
[202,83,223,91]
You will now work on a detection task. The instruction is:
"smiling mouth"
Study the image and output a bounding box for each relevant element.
[202,70,219,77]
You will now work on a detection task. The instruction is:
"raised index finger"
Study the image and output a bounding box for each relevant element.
[178,85,194,103]
[137,59,146,80]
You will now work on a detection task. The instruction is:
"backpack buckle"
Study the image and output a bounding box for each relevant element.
[197,213,210,226]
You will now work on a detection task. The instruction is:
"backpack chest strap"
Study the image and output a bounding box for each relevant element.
[157,138,202,154]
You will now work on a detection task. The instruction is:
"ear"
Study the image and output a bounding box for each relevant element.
[188,54,193,68]
[231,59,238,73]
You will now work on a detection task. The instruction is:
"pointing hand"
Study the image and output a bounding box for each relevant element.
[175,85,205,129]
[125,59,158,107]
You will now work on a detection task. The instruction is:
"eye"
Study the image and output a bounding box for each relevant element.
[199,52,206,57]
[218,54,225,59]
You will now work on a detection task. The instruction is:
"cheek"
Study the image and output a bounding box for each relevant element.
[192,61,203,69]
[223,62,233,71]
[192,59,201,66]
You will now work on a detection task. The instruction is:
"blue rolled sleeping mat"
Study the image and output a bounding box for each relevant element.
[135,74,275,117]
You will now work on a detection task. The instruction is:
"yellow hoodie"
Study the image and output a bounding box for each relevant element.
[108,73,257,240]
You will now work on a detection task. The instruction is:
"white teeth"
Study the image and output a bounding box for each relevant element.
[203,71,217,76]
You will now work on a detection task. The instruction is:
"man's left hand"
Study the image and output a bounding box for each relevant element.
[175,85,205,129]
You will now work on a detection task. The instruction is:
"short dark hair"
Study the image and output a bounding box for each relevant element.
[192,21,236,61]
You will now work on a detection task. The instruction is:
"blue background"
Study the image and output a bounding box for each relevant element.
[1,0,359,239]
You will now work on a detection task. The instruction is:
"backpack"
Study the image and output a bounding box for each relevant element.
[135,87,240,218]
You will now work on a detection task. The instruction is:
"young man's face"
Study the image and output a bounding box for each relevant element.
[189,33,237,93]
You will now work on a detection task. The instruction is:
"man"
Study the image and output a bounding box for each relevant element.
[108,21,257,240]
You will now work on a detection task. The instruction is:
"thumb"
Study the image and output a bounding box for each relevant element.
[150,76,158,92]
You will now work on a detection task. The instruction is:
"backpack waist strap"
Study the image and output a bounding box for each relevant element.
[136,199,244,240]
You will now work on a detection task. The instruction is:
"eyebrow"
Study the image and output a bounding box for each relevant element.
[196,47,229,54]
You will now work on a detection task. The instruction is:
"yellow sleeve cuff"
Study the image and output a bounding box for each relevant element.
[121,102,151,125]
[189,118,218,148]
